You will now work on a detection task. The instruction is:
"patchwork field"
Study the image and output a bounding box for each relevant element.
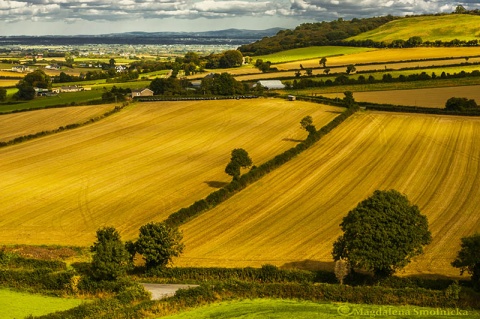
[349,14,480,43]
[0,79,18,87]
[178,111,480,277]
[321,85,480,108]
[276,47,480,70]
[0,99,342,246]
[0,104,116,142]
[254,46,376,64]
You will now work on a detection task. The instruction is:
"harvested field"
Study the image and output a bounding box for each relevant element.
[321,85,480,108]
[0,79,18,87]
[0,104,116,142]
[178,111,480,276]
[276,48,480,70]
[0,100,342,246]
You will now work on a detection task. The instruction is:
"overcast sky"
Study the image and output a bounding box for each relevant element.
[0,0,479,36]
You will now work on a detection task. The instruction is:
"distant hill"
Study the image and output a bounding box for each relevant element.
[348,14,480,44]
[0,28,284,46]
[238,16,396,56]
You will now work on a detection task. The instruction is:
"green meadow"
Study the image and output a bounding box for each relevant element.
[160,299,480,319]
[0,289,83,319]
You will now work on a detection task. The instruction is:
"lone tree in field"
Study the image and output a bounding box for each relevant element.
[346,64,356,74]
[343,91,356,109]
[452,233,480,291]
[90,226,131,281]
[135,222,185,270]
[300,115,316,137]
[225,148,253,180]
[334,258,349,285]
[320,57,327,68]
[332,190,432,279]
[445,97,478,111]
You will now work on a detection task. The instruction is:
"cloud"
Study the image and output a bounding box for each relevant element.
[0,0,479,25]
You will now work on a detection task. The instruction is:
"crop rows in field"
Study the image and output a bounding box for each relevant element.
[178,111,480,276]
[321,85,480,108]
[0,104,116,142]
[0,100,342,246]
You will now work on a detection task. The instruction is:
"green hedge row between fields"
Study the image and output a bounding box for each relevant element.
[165,102,357,227]
[0,104,126,149]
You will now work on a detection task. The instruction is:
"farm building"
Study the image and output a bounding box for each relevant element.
[11,65,31,73]
[132,88,154,98]
[256,80,285,90]
[60,85,84,93]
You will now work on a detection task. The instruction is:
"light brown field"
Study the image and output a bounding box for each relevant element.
[177,111,480,277]
[0,100,342,246]
[0,71,24,78]
[276,48,480,70]
[0,79,18,87]
[321,85,480,108]
[0,104,116,142]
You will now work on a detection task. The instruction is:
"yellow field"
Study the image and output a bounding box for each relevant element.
[177,111,480,277]
[0,100,342,246]
[0,79,18,87]
[321,85,480,108]
[0,104,116,142]
[276,47,480,70]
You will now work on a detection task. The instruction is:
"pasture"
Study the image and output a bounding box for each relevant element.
[178,111,480,277]
[0,99,342,246]
[0,288,83,319]
[349,14,480,43]
[321,85,480,108]
[0,104,116,142]
[254,46,375,64]
[160,299,479,319]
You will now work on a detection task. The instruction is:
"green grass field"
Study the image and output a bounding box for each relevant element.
[160,299,480,319]
[254,46,375,64]
[0,288,83,319]
[349,14,480,43]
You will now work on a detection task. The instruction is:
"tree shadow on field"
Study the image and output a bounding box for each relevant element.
[281,259,335,272]
[204,181,229,188]
[282,138,304,143]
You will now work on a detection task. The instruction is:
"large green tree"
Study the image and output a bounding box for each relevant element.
[219,50,243,68]
[333,190,432,278]
[90,227,131,281]
[135,222,185,270]
[445,97,478,111]
[452,233,480,291]
[0,87,7,102]
[225,148,253,180]
[14,69,51,100]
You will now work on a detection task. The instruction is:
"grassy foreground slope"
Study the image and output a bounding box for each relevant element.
[161,299,480,319]
[0,100,342,246]
[0,289,83,319]
[349,14,480,43]
[178,111,480,276]
[0,104,116,142]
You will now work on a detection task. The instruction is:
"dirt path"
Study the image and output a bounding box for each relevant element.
[140,283,199,300]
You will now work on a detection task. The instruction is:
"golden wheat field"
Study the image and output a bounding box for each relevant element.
[177,111,480,277]
[321,85,480,108]
[276,47,480,70]
[0,99,342,246]
[0,104,116,142]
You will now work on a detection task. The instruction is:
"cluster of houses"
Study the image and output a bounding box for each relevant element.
[34,85,90,97]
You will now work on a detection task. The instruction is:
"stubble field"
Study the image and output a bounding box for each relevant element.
[0,104,116,142]
[0,99,342,246]
[177,111,480,277]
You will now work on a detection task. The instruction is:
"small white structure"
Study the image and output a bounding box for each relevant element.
[256,80,285,90]
[132,88,154,98]
[288,95,296,101]
[60,85,84,93]
[11,65,31,73]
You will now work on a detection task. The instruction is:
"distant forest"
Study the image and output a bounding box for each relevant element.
[238,16,397,56]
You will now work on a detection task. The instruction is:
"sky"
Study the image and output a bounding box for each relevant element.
[0,0,479,36]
